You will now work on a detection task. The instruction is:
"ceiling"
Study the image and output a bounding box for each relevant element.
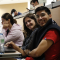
[0,0,30,5]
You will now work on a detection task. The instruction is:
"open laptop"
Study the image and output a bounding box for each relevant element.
[0,46,16,53]
[4,46,16,53]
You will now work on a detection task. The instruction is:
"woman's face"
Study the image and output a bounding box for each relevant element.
[2,18,9,29]
[25,17,36,31]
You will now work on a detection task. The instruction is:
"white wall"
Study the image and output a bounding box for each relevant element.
[45,0,56,6]
[0,17,2,32]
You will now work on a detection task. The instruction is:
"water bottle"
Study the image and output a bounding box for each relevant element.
[0,33,5,53]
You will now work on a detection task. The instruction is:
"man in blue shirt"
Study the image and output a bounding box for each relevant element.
[11,9,22,17]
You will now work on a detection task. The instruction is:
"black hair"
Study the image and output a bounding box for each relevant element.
[2,13,17,25]
[11,9,16,14]
[23,13,39,38]
[35,6,51,15]
[30,0,39,4]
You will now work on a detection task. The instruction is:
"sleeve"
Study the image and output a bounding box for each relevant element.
[18,12,22,15]
[5,29,24,43]
[43,29,60,43]
[2,29,7,37]
[22,36,29,46]
[21,44,29,50]
[21,36,29,50]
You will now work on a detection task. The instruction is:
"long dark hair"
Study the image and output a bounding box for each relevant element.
[23,13,39,38]
[1,13,17,25]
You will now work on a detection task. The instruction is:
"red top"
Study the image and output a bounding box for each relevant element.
[43,29,60,60]
[25,57,34,60]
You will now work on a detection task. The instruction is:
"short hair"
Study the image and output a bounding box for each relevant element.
[30,0,39,4]
[35,6,51,15]
[11,9,16,14]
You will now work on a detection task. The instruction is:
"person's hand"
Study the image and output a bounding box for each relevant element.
[24,49,30,55]
[5,41,19,51]
[3,21,9,29]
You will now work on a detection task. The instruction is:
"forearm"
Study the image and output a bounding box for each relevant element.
[28,49,38,57]
[28,39,53,57]
[12,44,26,56]
[19,47,27,56]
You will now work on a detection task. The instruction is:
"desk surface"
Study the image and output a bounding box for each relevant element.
[0,51,22,58]
[0,58,17,60]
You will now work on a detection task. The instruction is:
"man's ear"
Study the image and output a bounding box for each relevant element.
[49,14,52,18]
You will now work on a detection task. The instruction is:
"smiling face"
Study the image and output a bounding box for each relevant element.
[25,17,36,31]
[36,10,51,27]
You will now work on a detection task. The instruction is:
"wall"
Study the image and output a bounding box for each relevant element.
[35,3,43,9]
[0,2,28,16]
[0,2,28,31]
[50,7,60,26]
[16,18,24,30]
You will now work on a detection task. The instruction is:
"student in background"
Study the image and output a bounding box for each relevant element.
[11,9,22,17]
[30,0,39,7]
[1,13,24,46]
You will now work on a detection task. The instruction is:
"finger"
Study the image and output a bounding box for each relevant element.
[5,42,10,45]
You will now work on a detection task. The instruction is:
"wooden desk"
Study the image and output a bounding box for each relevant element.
[0,51,22,60]
[0,58,17,60]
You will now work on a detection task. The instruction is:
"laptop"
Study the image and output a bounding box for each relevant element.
[0,46,16,53]
[4,46,16,53]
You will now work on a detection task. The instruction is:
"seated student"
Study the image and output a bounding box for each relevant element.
[30,0,39,7]
[24,6,60,60]
[5,13,40,58]
[22,13,39,51]
[11,9,22,17]
[1,13,24,46]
